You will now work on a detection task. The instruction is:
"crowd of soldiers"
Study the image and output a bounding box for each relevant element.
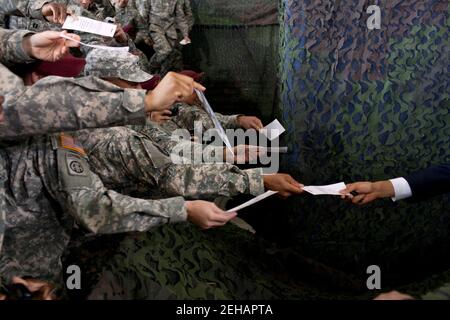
[0,0,307,299]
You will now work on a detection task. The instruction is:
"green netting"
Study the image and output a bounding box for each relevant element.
[278,0,450,285]
[191,0,277,26]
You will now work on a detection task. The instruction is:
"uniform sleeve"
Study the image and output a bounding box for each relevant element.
[175,0,189,38]
[0,0,48,20]
[73,127,265,201]
[0,28,35,66]
[0,72,147,140]
[50,146,187,235]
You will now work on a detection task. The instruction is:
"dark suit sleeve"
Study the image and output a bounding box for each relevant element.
[405,163,450,200]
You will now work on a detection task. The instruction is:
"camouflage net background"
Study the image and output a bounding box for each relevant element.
[183,0,279,122]
[278,0,450,283]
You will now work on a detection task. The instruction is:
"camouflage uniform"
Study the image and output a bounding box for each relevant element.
[159,102,242,133]
[81,50,263,198]
[112,0,150,44]
[136,0,190,74]
[0,30,160,290]
[72,125,265,200]
[180,0,193,31]
[0,133,187,288]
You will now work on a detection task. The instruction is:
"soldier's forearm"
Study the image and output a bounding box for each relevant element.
[160,164,265,200]
[0,75,147,140]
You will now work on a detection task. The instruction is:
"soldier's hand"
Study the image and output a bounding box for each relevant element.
[185,201,237,230]
[150,110,172,123]
[145,72,206,112]
[41,3,68,24]
[22,31,80,62]
[237,116,264,130]
[114,24,128,44]
[340,181,394,205]
[224,145,262,164]
[263,174,304,199]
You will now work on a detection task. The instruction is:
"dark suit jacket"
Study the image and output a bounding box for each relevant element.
[405,163,450,200]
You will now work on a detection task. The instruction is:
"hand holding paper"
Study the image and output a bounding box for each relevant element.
[60,33,129,52]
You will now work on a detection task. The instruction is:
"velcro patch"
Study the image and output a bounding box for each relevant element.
[66,155,88,177]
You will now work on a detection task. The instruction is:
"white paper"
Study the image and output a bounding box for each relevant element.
[195,89,234,155]
[227,191,278,212]
[62,16,117,37]
[60,34,129,52]
[302,182,347,196]
[180,39,191,45]
[261,119,286,141]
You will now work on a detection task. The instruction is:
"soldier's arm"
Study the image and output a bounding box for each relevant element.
[0,72,148,140]
[0,29,35,65]
[73,126,265,200]
[0,0,48,20]
[51,148,187,234]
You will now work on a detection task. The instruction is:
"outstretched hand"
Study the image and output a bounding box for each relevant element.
[22,31,80,62]
[186,200,237,230]
[263,173,304,199]
[340,181,395,205]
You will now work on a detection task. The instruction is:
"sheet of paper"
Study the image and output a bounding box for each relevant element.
[261,119,286,141]
[60,34,129,52]
[227,191,278,212]
[302,182,347,196]
[62,15,117,37]
[195,89,234,155]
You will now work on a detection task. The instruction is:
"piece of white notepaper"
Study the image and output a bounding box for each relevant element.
[261,119,286,141]
[302,182,347,196]
[60,34,129,52]
[227,191,278,212]
[195,89,234,155]
[62,16,117,37]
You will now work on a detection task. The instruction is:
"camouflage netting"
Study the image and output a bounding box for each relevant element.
[277,0,450,285]
[182,0,279,121]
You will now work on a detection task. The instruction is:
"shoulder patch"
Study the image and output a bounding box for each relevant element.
[66,154,88,177]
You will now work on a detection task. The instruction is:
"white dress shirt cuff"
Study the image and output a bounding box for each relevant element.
[389,177,413,202]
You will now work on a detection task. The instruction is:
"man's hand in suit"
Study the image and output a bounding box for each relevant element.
[340,181,395,205]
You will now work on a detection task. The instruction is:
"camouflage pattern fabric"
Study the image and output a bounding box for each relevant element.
[159,103,241,133]
[0,133,187,288]
[72,126,265,200]
[136,0,190,73]
[64,223,335,300]
[278,0,450,283]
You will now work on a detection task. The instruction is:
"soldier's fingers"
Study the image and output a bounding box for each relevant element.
[193,81,206,92]
[211,211,236,223]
